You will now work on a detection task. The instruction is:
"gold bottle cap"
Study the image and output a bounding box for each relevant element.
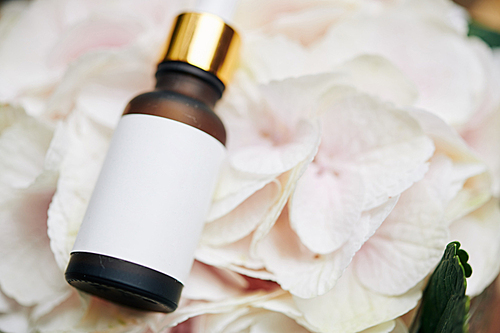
[161,12,240,85]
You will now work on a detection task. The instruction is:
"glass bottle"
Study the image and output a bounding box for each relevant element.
[64,12,240,313]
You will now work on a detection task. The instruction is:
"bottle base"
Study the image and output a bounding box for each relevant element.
[65,252,183,313]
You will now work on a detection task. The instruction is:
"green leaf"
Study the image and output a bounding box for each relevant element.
[468,21,500,48]
[410,242,472,333]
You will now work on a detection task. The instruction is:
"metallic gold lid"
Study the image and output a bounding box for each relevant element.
[161,12,240,85]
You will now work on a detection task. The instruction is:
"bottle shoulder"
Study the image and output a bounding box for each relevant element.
[123,90,226,145]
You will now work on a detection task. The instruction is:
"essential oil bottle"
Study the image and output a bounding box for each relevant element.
[64,12,240,313]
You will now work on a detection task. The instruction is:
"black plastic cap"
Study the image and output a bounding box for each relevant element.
[156,61,225,98]
[65,252,183,313]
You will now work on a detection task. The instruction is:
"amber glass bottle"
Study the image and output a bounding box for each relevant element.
[64,12,240,313]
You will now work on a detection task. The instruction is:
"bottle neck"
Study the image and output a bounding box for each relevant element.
[155,62,225,109]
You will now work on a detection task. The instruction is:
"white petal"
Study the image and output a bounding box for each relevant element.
[331,55,418,107]
[47,112,112,269]
[196,235,274,281]
[0,104,28,132]
[241,33,313,84]
[250,161,313,253]
[294,267,421,333]
[202,181,281,246]
[353,180,449,296]
[0,105,53,189]
[46,51,153,127]
[0,0,65,101]
[449,199,500,296]
[196,308,252,333]
[196,292,319,333]
[252,292,307,326]
[208,163,277,222]
[0,311,29,333]
[221,310,311,333]
[0,1,30,42]
[159,290,284,329]
[0,291,29,333]
[391,319,409,333]
[424,154,490,224]
[359,321,396,333]
[289,164,363,254]
[32,293,85,333]
[0,175,71,308]
[313,6,487,127]
[34,291,154,333]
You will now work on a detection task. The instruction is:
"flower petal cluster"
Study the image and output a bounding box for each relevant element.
[0,0,499,332]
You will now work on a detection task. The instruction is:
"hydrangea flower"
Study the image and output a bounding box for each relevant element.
[0,0,499,332]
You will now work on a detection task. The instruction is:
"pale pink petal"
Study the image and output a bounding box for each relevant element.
[199,165,306,277]
[183,261,249,302]
[257,211,345,298]
[294,267,421,333]
[235,0,382,46]
[219,75,322,178]
[411,109,492,221]
[354,180,449,296]
[230,119,320,175]
[0,0,178,118]
[202,181,281,246]
[257,198,396,299]
[47,18,144,67]
[319,94,434,211]
[450,199,500,297]
[462,106,500,196]
[289,164,363,254]
[47,112,112,269]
